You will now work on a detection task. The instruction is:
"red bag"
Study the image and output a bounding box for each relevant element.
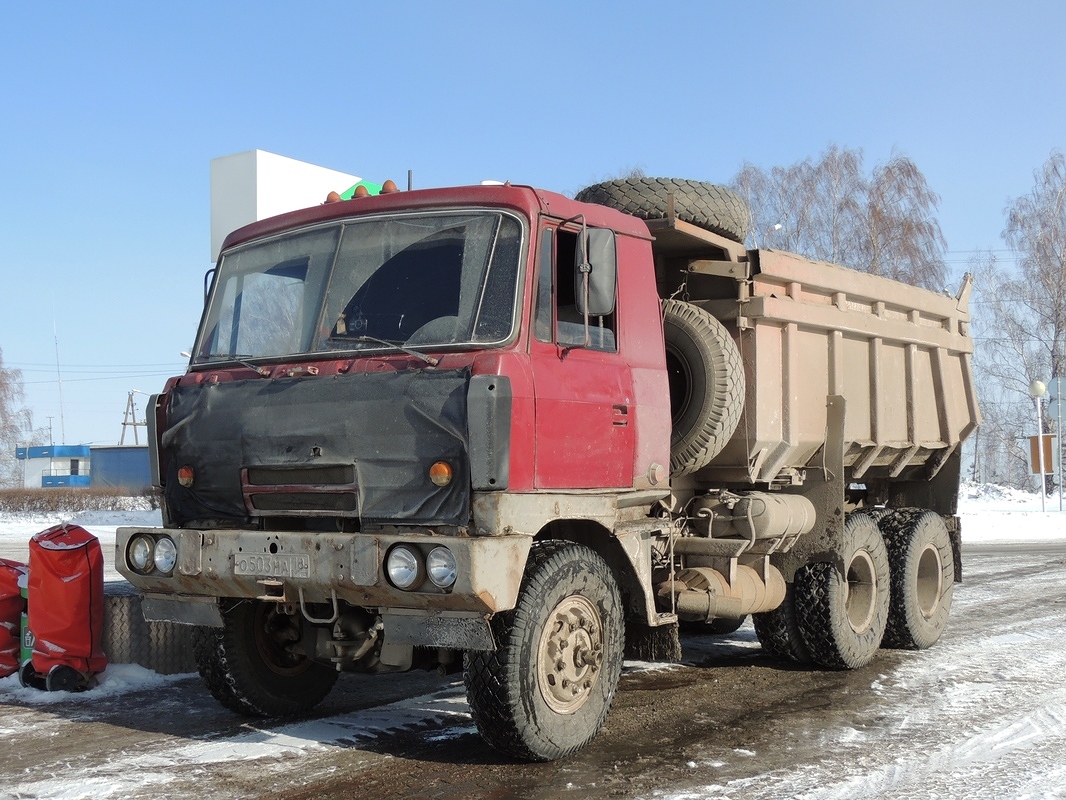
[27,524,108,684]
[0,558,28,678]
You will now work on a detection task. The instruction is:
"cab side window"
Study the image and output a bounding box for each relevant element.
[534,226,616,352]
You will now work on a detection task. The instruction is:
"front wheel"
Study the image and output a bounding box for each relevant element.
[193,600,338,717]
[465,541,625,761]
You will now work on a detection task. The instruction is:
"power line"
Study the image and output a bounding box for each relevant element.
[8,361,184,369]
[23,372,179,385]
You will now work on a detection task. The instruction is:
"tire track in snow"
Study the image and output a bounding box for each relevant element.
[796,700,1066,800]
[6,683,473,800]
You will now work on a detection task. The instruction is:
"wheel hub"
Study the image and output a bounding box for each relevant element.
[254,604,312,677]
[915,544,944,619]
[844,549,877,634]
[537,595,603,714]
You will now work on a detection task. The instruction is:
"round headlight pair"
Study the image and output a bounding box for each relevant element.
[385,545,457,590]
[128,534,177,575]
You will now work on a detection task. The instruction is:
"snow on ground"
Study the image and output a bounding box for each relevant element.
[0,663,186,707]
[0,678,475,800]
[658,527,1066,799]
[0,508,161,581]
[956,481,1065,543]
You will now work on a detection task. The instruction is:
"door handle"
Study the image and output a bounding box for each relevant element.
[612,404,629,426]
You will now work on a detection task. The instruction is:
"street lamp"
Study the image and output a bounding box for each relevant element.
[763,223,782,248]
[1029,379,1047,513]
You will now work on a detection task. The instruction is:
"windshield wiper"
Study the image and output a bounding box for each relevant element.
[350,335,439,366]
[195,354,271,377]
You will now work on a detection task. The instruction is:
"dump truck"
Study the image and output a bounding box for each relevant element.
[116,177,980,761]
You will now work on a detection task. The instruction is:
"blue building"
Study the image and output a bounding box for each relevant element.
[14,445,150,490]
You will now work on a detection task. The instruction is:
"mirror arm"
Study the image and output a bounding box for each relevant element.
[580,264,591,348]
[561,213,592,349]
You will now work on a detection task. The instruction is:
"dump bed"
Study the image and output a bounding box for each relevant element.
[703,248,980,485]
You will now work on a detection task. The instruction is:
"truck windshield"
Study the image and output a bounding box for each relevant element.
[193,211,524,365]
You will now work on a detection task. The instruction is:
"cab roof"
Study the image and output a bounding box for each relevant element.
[218,183,653,255]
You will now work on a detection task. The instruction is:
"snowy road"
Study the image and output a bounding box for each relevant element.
[0,493,1064,799]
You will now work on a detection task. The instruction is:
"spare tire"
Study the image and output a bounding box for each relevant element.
[575,178,749,243]
[662,299,745,476]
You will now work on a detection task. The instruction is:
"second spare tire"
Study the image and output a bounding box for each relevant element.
[575,178,749,243]
[662,299,745,476]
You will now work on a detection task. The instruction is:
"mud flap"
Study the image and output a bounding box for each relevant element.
[774,395,848,582]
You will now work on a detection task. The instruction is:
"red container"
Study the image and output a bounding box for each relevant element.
[0,558,28,678]
[27,524,108,685]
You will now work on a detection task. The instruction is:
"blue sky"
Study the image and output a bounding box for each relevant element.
[2,1,1064,446]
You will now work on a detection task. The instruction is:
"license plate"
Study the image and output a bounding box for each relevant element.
[233,553,311,579]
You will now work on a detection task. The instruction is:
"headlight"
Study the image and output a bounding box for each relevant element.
[386,545,423,590]
[129,535,154,573]
[426,546,457,588]
[153,536,177,574]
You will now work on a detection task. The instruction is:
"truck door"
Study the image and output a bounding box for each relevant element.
[530,224,636,489]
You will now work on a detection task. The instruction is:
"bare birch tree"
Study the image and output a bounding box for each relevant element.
[731,145,947,291]
[973,151,1066,490]
[1002,151,1066,384]
[0,349,37,487]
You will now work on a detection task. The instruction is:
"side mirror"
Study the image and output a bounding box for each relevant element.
[574,228,617,317]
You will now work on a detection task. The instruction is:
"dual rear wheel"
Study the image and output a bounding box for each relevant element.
[755,509,954,669]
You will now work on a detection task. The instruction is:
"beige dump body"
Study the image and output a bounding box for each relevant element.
[709,249,980,484]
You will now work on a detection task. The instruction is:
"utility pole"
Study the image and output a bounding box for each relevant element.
[1049,377,1064,512]
[120,391,147,445]
[53,316,66,444]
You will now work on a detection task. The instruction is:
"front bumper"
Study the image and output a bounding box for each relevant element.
[116,526,531,616]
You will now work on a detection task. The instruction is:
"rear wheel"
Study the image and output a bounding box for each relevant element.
[878,509,954,649]
[465,541,624,761]
[795,515,890,669]
[753,584,810,663]
[193,600,337,717]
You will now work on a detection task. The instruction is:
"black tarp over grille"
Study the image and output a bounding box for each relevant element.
[160,368,471,526]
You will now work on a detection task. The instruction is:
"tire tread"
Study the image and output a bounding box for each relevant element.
[193,602,338,718]
[794,515,890,670]
[465,541,623,761]
[575,178,749,243]
[877,508,954,650]
[662,299,745,476]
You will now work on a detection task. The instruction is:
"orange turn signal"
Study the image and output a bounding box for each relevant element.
[429,461,453,487]
[177,465,194,488]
